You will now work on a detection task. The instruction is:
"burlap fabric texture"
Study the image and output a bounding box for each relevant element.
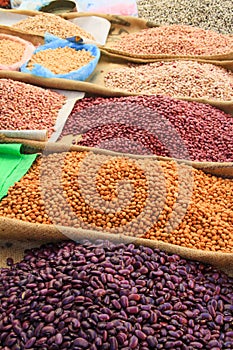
[0,142,232,277]
[0,10,232,115]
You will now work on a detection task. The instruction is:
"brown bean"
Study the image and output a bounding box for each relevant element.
[0,151,232,252]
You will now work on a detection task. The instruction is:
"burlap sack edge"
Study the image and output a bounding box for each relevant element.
[2,9,232,60]
[0,68,132,95]
[0,24,45,45]
[0,68,233,116]
[0,142,232,275]
[101,47,233,62]
[100,48,233,66]
[1,136,233,177]
[0,217,232,276]
[0,8,156,26]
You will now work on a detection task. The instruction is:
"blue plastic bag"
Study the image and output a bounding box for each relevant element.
[20,37,100,81]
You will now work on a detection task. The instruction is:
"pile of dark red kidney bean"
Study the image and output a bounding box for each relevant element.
[60,95,233,163]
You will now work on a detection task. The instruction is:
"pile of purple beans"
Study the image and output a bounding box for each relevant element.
[59,95,233,162]
[0,239,232,350]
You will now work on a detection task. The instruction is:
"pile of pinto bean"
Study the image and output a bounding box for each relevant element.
[0,6,233,350]
[0,79,66,136]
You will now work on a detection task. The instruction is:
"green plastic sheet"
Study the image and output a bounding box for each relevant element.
[0,144,37,200]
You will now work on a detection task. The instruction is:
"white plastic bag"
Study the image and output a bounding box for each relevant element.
[9,0,22,8]
[10,0,50,10]
[75,0,138,17]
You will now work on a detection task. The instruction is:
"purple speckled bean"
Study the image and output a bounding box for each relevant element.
[0,240,232,349]
[129,335,138,348]
[109,336,118,350]
[73,338,89,348]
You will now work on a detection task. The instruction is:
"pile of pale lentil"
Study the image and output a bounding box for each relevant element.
[60,95,233,162]
[26,47,95,75]
[0,239,233,349]
[12,12,94,40]
[0,151,232,252]
[108,24,233,56]
[0,37,25,66]
[137,0,233,34]
[0,79,66,136]
[104,61,233,100]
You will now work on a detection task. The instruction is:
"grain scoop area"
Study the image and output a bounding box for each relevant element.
[0,1,233,349]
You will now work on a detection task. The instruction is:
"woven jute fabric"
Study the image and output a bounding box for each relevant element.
[0,228,232,276]
[0,11,232,115]
[0,144,232,276]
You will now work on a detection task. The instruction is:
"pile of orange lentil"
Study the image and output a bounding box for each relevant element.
[0,151,232,253]
[0,36,25,66]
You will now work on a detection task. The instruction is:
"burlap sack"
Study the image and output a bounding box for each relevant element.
[85,55,233,116]
[1,138,233,177]
[0,227,232,277]
[0,11,232,276]
[61,12,233,61]
[0,54,233,115]
[0,142,232,276]
[101,41,233,62]
[0,10,232,113]
[0,10,150,47]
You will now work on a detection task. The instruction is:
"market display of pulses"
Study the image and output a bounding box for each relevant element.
[0,79,66,136]
[59,95,233,162]
[0,151,232,252]
[104,61,233,99]
[0,3,233,350]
